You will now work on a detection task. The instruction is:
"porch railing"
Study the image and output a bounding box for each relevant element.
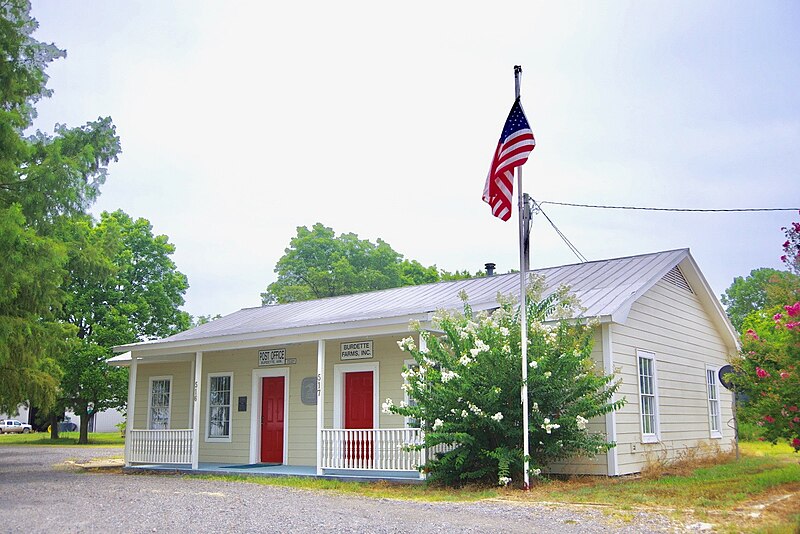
[129,429,193,465]
[320,428,426,471]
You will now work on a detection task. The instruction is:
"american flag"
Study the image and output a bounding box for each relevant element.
[482,99,536,221]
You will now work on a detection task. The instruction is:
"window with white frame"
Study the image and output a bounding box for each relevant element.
[637,351,659,442]
[148,377,171,430]
[706,367,722,437]
[403,359,419,428]
[207,373,233,440]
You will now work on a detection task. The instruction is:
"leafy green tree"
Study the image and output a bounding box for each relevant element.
[721,268,800,332]
[0,1,120,413]
[387,277,623,487]
[732,215,800,452]
[261,223,476,304]
[56,210,190,443]
[0,205,71,414]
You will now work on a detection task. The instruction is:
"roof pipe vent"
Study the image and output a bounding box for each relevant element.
[484,262,496,276]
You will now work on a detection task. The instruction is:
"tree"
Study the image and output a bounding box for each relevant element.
[261,223,477,304]
[721,268,800,332]
[732,214,800,452]
[0,1,120,413]
[386,277,623,486]
[56,210,191,444]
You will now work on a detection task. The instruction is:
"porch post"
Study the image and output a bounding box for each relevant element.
[316,339,326,475]
[191,351,203,470]
[124,356,137,467]
[418,333,427,480]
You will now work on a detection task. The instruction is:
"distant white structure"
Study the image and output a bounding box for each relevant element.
[1,405,125,433]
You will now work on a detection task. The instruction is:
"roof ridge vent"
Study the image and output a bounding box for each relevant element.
[663,265,693,294]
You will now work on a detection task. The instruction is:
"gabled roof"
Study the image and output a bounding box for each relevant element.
[114,248,738,355]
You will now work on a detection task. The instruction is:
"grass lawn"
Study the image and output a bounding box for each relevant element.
[0,431,124,447]
[190,441,800,532]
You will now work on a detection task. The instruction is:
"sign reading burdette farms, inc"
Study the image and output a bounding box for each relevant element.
[340,340,373,360]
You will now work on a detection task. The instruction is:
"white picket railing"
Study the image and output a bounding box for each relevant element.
[320,428,426,471]
[129,429,193,465]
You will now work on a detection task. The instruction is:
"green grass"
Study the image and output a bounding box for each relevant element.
[0,431,124,447]
[526,442,799,510]
[188,473,499,502]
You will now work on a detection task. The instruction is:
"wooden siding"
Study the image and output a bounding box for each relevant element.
[133,361,192,430]
[547,328,609,476]
[611,276,735,475]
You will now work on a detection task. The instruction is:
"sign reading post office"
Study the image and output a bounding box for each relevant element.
[258,348,286,366]
[340,340,373,360]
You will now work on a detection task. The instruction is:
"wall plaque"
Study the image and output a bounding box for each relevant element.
[300,376,317,405]
[340,340,373,360]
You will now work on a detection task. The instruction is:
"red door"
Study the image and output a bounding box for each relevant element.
[261,376,285,464]
[344,371,373,464]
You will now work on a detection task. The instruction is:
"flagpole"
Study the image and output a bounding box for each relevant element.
[514,64,531,490]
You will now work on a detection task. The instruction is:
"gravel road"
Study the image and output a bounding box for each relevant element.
[1,446,689,533]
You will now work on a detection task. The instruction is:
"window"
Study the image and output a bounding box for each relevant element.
[403,359,419,428]
[148,377,171,430]
[207,373,233,441]
[637,351,659,442]
[706,367,722,437]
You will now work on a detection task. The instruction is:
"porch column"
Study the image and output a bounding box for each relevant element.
[191,351,203,470]
[124,356,137,467]
[316,339,326,475]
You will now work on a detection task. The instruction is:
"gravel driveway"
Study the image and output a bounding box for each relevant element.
[1,446,688,533]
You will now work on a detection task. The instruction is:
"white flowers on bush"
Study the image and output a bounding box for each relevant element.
[498,476,512,486]
[543,371,552,378]
[499,326,509,336]
[440,369,459,383]
[529,359,538,369]
[531,468,542,477]
[381,398,394,414]
[397,337,416,351]
[491,412,504,421]
[459,354,473,366]
[432,418,444,431]
[468,402,483,416]
[541,418,560,434]
[461,409,468,418]
[576,415,588,430]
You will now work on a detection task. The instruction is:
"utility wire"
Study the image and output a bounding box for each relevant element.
[529,198,589,263]
[538,201,799,212]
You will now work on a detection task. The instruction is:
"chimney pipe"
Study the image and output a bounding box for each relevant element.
[484,262,496,276]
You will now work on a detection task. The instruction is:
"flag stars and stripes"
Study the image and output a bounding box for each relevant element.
[482,99,536,221]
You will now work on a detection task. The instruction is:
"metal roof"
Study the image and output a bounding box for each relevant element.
[118,248,693,352]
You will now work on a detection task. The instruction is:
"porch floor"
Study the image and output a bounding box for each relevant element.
[124,462,424,483]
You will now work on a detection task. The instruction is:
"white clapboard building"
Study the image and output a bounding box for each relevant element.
[111,249,738,479]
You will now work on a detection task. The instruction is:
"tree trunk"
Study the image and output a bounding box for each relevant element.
[78,411,90,444]
[49,414,59,440]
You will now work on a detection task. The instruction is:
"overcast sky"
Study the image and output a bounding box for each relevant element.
[30,1,800,318]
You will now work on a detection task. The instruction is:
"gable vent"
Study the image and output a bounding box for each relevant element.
[663,266,693,294]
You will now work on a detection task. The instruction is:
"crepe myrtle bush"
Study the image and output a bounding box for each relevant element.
[385,276,624,487]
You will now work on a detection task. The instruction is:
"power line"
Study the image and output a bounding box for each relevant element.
[529,199,589,263]
[537,201,800,213]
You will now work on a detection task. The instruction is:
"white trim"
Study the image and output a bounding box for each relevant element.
[205,372,234,443]
[636,350,660,443]
[705,365,723,439]
[114,315,430,355]
[333,362,380,429]
[249,367,290,465]
[124,357,138,466]
[147,375,172,430]
[316,340,326,475]
[191,351,202,470]
[601,324,618,476]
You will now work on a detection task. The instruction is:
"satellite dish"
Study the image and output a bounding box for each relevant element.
[718,364,737,390]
